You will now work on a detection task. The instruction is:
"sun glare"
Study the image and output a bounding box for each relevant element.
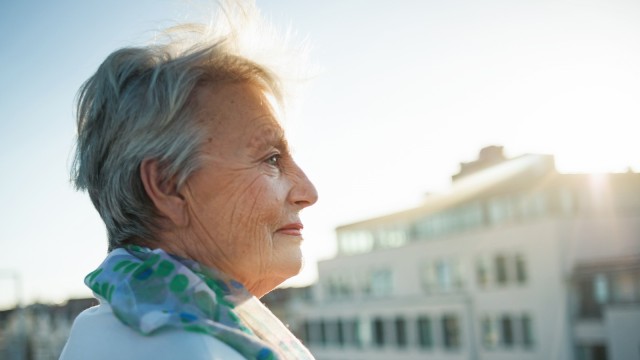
[553,145,637,174]
[523,120,639,175]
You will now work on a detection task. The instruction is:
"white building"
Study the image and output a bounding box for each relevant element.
[294,146,640,360]
[0,298,95,360]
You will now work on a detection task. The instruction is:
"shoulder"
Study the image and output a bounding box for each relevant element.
[60,302,246,360]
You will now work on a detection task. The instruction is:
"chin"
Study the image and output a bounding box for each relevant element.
[276,249,304,280]
[285,257,304,278]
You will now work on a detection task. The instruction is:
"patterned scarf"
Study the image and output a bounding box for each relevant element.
[85,245,314,360]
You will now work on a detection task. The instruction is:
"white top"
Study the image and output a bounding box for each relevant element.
[59,302,246,360]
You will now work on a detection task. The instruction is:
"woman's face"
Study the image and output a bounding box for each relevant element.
[181,82,318,297]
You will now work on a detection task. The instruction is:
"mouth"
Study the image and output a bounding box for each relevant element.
[276,222,304,236]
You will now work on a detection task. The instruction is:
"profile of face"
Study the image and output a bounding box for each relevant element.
[179,82,318,297]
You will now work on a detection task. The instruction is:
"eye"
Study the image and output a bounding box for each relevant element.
[265,153,281,167]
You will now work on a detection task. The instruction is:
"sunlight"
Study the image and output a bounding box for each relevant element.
[545,131,638,175]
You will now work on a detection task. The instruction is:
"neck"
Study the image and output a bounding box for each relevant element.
[137,230,280,299]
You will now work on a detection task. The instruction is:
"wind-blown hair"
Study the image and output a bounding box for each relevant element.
[72,4,295,250]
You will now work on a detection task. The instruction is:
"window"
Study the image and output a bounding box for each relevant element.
[305,321,322,345]
[577,277,602,318]
[612,271,639,303]
[319,320,327,345]
[301,320,311,344]
[394,317,407,348]
[476,256,491,287]
[336,319,345,346]
[414,216,436,240]
[326,277,338,298]
[515,254,527,283]
[372,318,385,347]
[436,259,453,291]
[338,230,374,255]
[351,319,362,347]
[576,344,608,360]
[423,258,465,292]
[457,202,485,229]
[481,316,498,349]
[325,320,339,346]
[478,252,526,288]
[421,261,436,291]
[378,227,408,249]
[500,315,514,347]
[488,197,513,224]
[342,318,361,347]
[413,203,486,240]
[520,314,534,348]
[416,316,433,348]
[578,270,639,318]
[326,273,353,300]
[454,259,465,288]
[495,255,508,285]
[481,313,534,350]
[442,314,461,350]
[594,274,609,304]
[370,269,393,296]
[359,317,370,347]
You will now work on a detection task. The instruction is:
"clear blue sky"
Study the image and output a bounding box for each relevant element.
[1,0,639,309]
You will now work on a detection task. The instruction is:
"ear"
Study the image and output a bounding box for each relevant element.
[140,159,188,227]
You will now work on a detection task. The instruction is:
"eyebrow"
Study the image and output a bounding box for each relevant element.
[247,118,289,155]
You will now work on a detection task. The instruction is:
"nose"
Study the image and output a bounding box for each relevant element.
[288,162,318,210]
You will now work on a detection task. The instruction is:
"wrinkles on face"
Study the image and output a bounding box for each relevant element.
[182,160,288,289]
[245,118,287,156]
[159,82,315,298]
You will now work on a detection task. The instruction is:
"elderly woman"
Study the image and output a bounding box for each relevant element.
[60,6,318,360]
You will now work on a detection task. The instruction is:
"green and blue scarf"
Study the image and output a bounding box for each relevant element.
[85,245,314,360]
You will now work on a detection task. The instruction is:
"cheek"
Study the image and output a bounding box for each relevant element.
[194,171,288,260]
[240,176,285,226]
[225,177,284,261]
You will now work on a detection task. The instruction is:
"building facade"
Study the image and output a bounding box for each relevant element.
[0,298,95,360]
[293,147,640,360]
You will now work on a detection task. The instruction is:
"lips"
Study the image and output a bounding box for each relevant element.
[276,222,303,236]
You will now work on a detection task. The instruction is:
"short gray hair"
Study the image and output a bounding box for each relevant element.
[72,9,290,250]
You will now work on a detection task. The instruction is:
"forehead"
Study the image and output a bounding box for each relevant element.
[193,82,285,152]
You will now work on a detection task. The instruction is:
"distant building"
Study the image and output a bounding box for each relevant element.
[0,298,95,360]
[571,257,640,360]
[293,146,640,360]
[262,286,314,333]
